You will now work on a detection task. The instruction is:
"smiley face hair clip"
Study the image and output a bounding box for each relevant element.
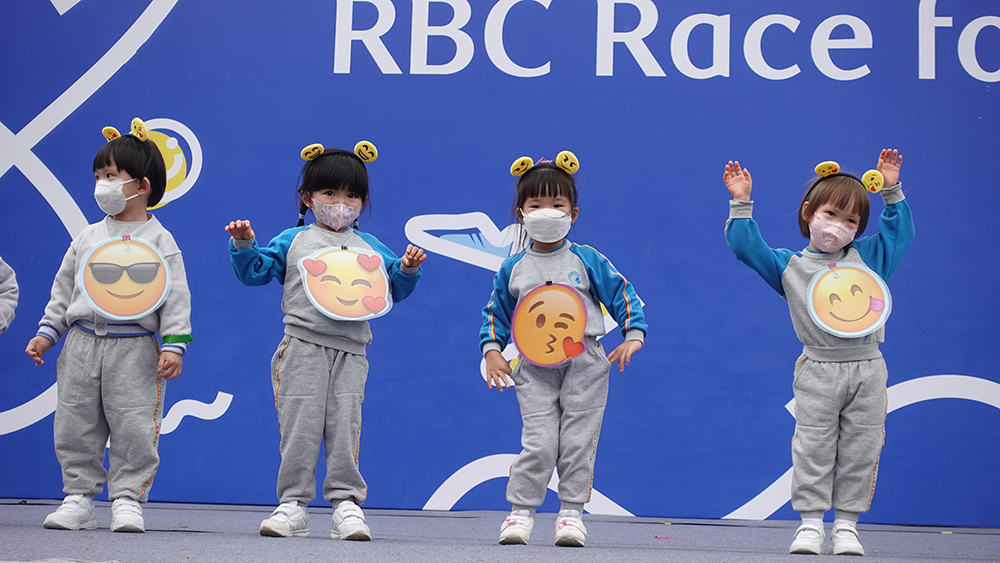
[101,117,150,143]
[510,150,580,177]
[813,160,884,193]
[300,140,379,163]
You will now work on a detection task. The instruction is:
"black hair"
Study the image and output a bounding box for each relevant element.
[296,149,370,227]
[798,173,871,238]
[93,135,167,207]
[512,162,578,249]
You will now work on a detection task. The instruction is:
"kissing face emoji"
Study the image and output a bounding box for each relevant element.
[80,237,170,320]
[299,247,392,320]
[807,263,891,338]
[512,283,587,367]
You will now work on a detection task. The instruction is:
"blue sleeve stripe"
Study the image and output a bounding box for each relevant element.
[576,244,635,331]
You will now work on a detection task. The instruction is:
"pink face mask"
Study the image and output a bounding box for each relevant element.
[809,213,856,253]
[314,202,361,231]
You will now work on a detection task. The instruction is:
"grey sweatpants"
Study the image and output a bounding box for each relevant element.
[271,335,368,506]
[507,340,611,507]
[791,356,888,514]
[54,328,164,502]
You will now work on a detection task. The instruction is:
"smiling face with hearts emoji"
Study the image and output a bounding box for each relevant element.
[512,283,588,367]
[298,247,392,320]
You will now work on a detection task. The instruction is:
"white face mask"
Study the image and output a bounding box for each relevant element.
[314,201,361,231]
[809,212,857,253]
[521,208,572,244]
[94,178,140,216]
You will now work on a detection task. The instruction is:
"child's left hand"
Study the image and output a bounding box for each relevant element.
[877,148,902,187]
[607,340,643,373]
[401,245,426,269]
[158,350,183,380]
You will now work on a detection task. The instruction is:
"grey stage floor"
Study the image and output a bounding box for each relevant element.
[0,499,997,562]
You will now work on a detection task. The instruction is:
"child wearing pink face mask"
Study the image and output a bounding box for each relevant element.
[723,149,912,557]
[225,142,426,541]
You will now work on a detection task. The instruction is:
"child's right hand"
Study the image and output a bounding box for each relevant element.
[484,350,513,392]
[25,336,52,366]
[225,219,255,240]
[724,160,752,201]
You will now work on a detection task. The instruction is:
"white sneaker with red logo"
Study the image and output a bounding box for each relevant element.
[554,510,586,547]
[498,510,534,545]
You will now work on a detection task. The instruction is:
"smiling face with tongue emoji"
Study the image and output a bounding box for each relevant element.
[299,247,392,320]
[807,262,892,338]
[512,283,588,367]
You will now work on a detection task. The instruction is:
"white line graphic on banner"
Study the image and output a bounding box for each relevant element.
[0,1,225,437]
[723,374,1000,520]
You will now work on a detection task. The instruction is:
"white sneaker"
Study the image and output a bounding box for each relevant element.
[110,498,145,533]
[259,502,310,537]
[832,524,865,556]
[554,510,587,547]
[789,523,825,555]
[498,510,533,545]
[43,495,97,530]
[331,500,371,541]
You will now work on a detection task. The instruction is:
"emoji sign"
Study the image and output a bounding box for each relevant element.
[806,263,892,338]
[512,283,587,366]
[79,237,170,320]
[298,247,392,320]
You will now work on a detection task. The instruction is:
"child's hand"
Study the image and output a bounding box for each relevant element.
[607,339,643,373]
[25,336,52,366]
[225,219,255,241]
[158,350,183,380]
[401,245,426,269]
[877,149,902,187]
[484,349,513,392]
[723,161,752,201]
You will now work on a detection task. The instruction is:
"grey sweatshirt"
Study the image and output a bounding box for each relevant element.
[0,257,18,334]
[37,216,193,354]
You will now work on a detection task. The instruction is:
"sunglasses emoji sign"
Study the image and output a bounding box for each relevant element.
[513,283,588,367]
[807,263,892,338]
[79,236,170,320]
[299,247,392,320]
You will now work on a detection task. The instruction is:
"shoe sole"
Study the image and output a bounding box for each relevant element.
[789,546,822,555]
[554,536,585,547]
[111,525,145,533]
[498,536,528,545]
[833,546,865,556]
[336,530,372,541]
[43,519,98,531]
[260,525,309,537]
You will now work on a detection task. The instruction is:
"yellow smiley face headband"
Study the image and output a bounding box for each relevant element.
[813,160,884,193]
[300,141,378,163]
[101,117,149,143]
[510,150,580,177]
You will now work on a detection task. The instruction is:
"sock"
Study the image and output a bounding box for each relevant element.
[511,504,535,516]
[834,510,859,529]
[559,501,584,515]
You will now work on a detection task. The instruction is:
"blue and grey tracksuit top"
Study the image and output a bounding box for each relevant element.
[480,240,647,355]
[229,224,421,355]
[725,184,914,361]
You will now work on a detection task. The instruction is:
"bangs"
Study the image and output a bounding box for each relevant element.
[300,150,369,199]
[516,165,577,208]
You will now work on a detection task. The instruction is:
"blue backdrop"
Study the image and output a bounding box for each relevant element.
[1,0,998,527]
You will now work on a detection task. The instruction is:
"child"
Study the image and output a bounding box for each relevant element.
[479,152,647,547]
[723,149,911,556]
[0,257,18,333]
[226,141,425,541]
[24,118,193,533]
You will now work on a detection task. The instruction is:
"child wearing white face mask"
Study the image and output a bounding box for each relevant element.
[480,152,647,547]
[724,149,912,556]
[225,142,425,541]
[25,118,193,533]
